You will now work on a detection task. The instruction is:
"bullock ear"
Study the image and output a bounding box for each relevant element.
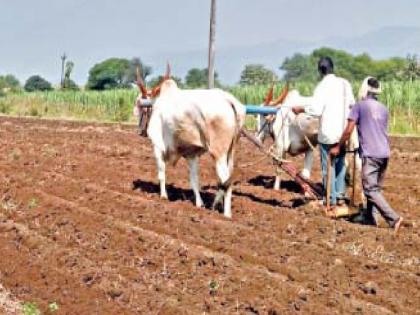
[136,66,148,99]
[263,85,274,105]
[272,83,289,106]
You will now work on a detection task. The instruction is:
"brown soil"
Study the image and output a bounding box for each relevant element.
[0,116,419,315]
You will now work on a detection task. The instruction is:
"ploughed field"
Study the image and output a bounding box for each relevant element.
[0,117,419,315]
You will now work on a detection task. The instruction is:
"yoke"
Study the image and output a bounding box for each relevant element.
[139,100,279,115]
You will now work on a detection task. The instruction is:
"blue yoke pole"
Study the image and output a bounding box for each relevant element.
[139,101,278,115]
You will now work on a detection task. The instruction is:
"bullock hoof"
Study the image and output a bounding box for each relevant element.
[212,200,223,211]
[223,211,232,219]
[161,194,168,200]
[273,178,281,190]
[212,192,224,212]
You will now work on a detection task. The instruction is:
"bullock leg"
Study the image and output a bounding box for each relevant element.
[223,150,235,218]
[273,138,285,191]
[301,150,314,179]
[301,150,315,198]
[187,157,203,208]
[213,154,233,218]
[274,151,285,190]
[154,148,168,199]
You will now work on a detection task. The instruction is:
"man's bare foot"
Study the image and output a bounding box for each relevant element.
[394,217,403,235]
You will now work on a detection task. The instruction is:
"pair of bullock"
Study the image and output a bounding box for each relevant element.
[134,67,358,218]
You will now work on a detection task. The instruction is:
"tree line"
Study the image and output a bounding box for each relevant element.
[1,47,420,94]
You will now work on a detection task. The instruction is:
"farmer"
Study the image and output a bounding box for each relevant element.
[293,57,355,213]
[330,77,403,233]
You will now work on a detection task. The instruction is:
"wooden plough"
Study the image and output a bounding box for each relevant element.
[240,128,323,200]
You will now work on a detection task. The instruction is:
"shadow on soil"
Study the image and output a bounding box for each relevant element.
[248,175,303,193]
[133,179,308,210]
[132,179,218,211]
[249,175,324,195]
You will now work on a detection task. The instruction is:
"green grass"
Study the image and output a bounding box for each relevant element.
[22,302,41,315]
[0,81,419,134]
[0,89,137,123]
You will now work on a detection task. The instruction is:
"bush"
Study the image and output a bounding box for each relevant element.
[24,75,53,92]
[0,100,11,114]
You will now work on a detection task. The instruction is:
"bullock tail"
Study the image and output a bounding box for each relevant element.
[227,100,243,167]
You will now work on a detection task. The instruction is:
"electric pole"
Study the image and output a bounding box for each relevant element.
[208,0,216,89]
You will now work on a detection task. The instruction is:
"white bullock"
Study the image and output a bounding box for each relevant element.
[257,87,361,194]
[135,75,246,218]
[256,87,317,190]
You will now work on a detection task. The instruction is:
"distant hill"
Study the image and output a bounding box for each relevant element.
[146,26,420,85]
[324,26,420,58]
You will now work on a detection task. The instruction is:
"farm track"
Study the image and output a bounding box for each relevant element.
[0,117,419,314]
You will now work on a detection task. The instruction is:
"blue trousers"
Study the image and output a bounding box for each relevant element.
[320,143,346,205]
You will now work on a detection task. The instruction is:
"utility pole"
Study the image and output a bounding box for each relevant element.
[208,0,216,89]
[60,53,67,88]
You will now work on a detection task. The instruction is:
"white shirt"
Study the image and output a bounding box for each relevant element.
[305,74,355,144]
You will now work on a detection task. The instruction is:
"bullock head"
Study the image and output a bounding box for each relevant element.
[134,63,171,136]
[256,84,289,142]
[262,83,289,121]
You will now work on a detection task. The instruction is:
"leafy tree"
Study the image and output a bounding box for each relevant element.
[350,53,376,81]
[64,61,74,82]
[24,75,53,92]
[373,57,406,81]
[281,47,409,82]
[239,64,278,86]
[87,58,130,90]
[0,74,21,94]
[3,75,20,89]
[62,61,79,90]
[185,68,220,88]
[125,58,152,84]
[63,79,79,90]
[280,53,318,82]
[87,57,152,90]
[402,54,420,81]
[185,68,207,88]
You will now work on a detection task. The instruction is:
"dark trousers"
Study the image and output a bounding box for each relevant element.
[362,157,400,227]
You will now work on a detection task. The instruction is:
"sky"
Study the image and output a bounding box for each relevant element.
[1,0,420,85]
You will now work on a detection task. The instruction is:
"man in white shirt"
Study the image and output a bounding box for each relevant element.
[293,57,355,211]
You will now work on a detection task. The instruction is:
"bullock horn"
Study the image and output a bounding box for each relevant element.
[136,66,148,98]
[263,85,274,105]
[164,62,171,79]
[272,83,289,105]
[150,63,172,98]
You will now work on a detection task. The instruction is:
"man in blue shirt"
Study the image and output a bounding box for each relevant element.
[331,77,403,233]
